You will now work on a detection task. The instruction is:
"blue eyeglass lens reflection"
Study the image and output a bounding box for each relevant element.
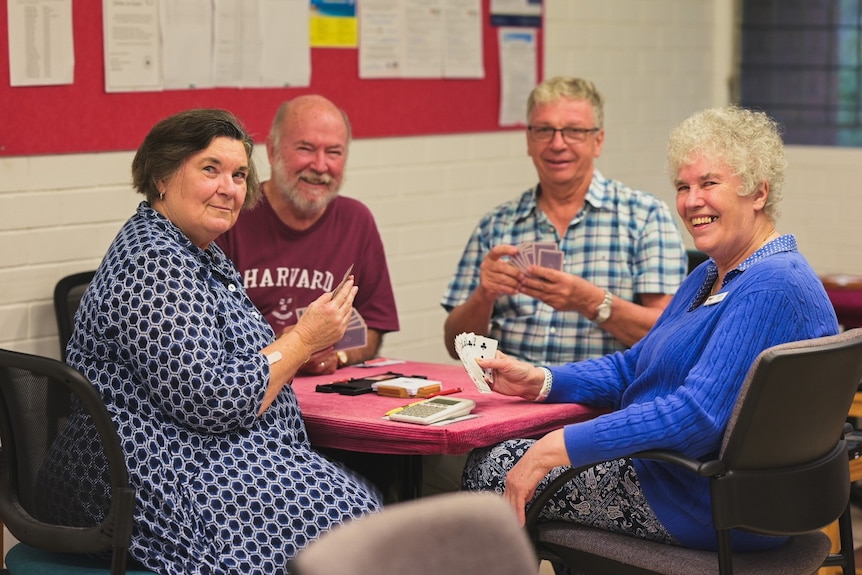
[528,126,598,143]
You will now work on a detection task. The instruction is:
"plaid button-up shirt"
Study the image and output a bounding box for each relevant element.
[441,171,687,363]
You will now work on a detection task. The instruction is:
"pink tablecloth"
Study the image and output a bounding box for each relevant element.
[822,275,862,329]
[825,289,862,329]
[292,360,602,455]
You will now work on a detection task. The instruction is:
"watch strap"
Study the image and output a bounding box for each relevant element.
[535,367,553,402]
[593,291,614,324]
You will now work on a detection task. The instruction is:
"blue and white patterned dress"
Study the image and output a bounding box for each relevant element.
[40,203,381,575]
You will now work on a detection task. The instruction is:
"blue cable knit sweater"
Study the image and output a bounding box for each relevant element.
[547,235,839,551]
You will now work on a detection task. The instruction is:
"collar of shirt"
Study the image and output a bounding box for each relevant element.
[513,169,609,225]
[139,201,235,282]
[688,234,798,311]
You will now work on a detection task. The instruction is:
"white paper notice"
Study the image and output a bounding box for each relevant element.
[490,0,542,18]
[211,0,309,88]
[360,0,481,79]
[103,0,162,92]
[402,0,442,78]
[162,0,214,89]
[213,0,260,88]
[259,0,310,87]
[498,27,536,126]
[444,0,483,78]
[8,0,74,86]
[359,0,402,78]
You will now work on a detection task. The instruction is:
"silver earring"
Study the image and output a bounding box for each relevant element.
[159,192,164,200]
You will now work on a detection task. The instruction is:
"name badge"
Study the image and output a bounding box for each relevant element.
[704,292,727,306]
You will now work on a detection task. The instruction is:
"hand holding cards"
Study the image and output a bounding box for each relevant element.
[297,263,367,351]
[297,306,367,351]
[454,332,498,393]
[510,241,564,274]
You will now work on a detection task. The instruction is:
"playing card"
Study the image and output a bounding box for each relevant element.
[509,243,529,272]
[520,242,536,268]
[296,307,368,352]
[335,309,367,351]
[475,337,497,359]
[532,242,563,271]
[510,241,563,273]
[454,332,497,393]
[532,241,557,251]
[538,247,564,270]
[473,335,498,385]
[347,308,365,328]
[331,263,354,299]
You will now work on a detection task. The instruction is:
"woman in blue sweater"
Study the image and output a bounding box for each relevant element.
[462,106,839,552]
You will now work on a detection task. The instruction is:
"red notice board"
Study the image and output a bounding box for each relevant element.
[0,0,541,157]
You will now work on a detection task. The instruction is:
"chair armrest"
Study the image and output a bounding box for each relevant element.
[524,450,724,536]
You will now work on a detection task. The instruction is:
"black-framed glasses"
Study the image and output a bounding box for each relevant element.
[527,126,600,143]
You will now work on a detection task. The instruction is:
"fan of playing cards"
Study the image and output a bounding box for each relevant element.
[454,332,498,393]
[298,306,367,351]
[297,263,367,351]
[510,241,564,273]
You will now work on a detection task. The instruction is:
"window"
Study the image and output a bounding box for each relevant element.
[740,0,862,146]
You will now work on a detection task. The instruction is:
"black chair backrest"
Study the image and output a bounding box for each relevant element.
[721,328,862,468]
[686,250,709,275]
[0,348,135,575]
[711,329,862,535]
[53,270,95,361]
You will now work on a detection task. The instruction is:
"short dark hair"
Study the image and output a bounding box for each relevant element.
[131,109,260,208]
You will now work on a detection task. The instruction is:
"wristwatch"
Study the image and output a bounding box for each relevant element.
[336,350,349,368]
[593,291,614,324]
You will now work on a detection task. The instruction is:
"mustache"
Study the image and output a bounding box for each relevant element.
[297,170,333,186]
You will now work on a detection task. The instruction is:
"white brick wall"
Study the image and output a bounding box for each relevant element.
[3,0,861,362]
[0,132,532,362]
[345,132,534,362]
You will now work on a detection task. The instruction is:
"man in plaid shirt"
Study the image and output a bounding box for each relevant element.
[442,77,686,364]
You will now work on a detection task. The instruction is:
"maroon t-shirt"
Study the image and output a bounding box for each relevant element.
[216,192,399,336]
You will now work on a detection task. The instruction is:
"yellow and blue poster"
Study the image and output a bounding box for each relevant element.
[310,0,358,48]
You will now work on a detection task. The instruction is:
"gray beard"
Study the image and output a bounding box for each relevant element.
[270,166,340,218]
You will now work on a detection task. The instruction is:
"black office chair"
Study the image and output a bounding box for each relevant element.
[53,271,95,361]
[0,348,157,575]
[288,491,539,575]
[525,329,862,575]
[686,249,709,275]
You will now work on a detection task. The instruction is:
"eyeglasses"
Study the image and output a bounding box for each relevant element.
[527,126,600,143]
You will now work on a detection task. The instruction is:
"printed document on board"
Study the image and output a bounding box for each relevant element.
[103,0,162,92]
[498,27,536,126]
[8,0,74,86]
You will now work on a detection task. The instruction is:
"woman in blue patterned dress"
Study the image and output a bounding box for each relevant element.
[39,109,382,575]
